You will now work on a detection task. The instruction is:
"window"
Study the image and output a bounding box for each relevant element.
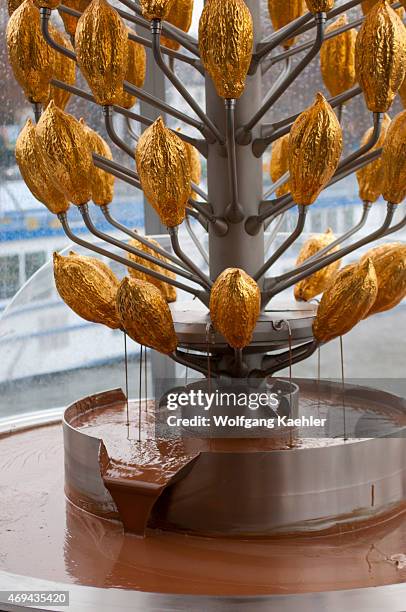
[25,251,46,281]
[0,254,19,299]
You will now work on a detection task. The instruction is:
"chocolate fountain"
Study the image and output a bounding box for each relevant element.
[2,0,406,609]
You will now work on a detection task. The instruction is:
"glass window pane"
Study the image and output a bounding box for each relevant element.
[25,251,46,280]
[0,254,19,299]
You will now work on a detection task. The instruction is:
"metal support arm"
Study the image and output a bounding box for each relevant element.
[169,227,212,289]
[224,100,244,223]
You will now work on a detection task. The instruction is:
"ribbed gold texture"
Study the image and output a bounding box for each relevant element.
[362,0,405,18]
[6,0,53,104]
[382,110,406,204]
[8,0,22,15]
[36,101,93,205]
[8,0,62,13]
[53,252,121,329]
[270,134,290,197]
[75,0,128,106]
[355,1,406,113]
[360,241,402,263]
[209,268,261,349]
[161,0,193,51]
[305,0,334,11]
[199,0,253,99]
[15,119,69,215]
[356,113,391,203]
[116,277,178,354]
[361,244,406,316]
[184,141,201,200]
[294,229,341,301]
[267,0,306,49]
[136,117,191,227]
[128,237,177,303]
[58,0,91,37]
[45,26,76,111]
[140,0,175,20]
[289,92,343,205]
[80,119,115,206]
[115,29,147,109]
[313,258,378,343]
[320,14,356,97]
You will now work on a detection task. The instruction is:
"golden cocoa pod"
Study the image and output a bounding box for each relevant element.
[267,0,306,49]
[8,0,61,13]
[58,0,91,37]
[294,228,341,301]
[184,141,201,200]
[289,92,343,205]
[320,14,356,98]
[382,110,406,204]
[115,29,147,109]
[45,26,76,111]
[356,113,391,203]
[53,251,121,329]
[362,245,406,316]
[116,276,178,354]
[210,268,261,349]
[15,118,69,215]
[305,0,334,11]
[140,0,175,20]
[270,134,290,198]
[8,0,24,14]
[136,117,191,227]
[6,0,53,104]
[362,0,404,18]
[313,258,378,343]
[127,237,177,303]
[355,1,406,113]
[36,101,92,205]
[360,242,402,263]
[79,119,115,206]
[161,0,193,51]
[75,0,127,106]
[199,0,253,99]
[68,250,120,289]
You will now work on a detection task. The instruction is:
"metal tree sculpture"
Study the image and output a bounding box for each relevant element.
[7,0,406,380]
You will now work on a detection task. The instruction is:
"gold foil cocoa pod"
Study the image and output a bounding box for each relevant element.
[209,268,261,349]
[8,0,24,14]
[161,0,193,51]
[199,0,253,99]
[270,134,290,198]
[127,237,177,303]
[355,1,406,113]
[289,92,343,205]
[356,113,391,203]
[360,242,402,264]
[15,119,69,215]
[116,276,178,354]
[68,250,120,289]
[136,117,191,227]
[184,141,201,200]
[362,0,404,18]
[140,0,175,20]
[6,0,53,104]
[53,252,121,329]
[382,110,406,204]
[294,228,341,301]
[305,0,334,11]
[320,14,356,98]
[45,26,76,111]
[115,29,147,109]
[79,119,115,206]
[58,0,91,37]
[267,0,306,49]
[36,101,92,205]
[313,258,378,343]
[362,245,406,316]
[75,0,127,106]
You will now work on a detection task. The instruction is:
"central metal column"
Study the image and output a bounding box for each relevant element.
[206,0,264,281]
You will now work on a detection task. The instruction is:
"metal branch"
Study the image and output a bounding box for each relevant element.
[264,203,397,301]
[125,116,139,142]
[40,8,76,59]
[253,12,314,64]
[78,204,205,286]
[338,113,382,172]
[188,200,228,236]
[151,20,223,145]
[185,216,210,266]
[253,205,307,281]
[93,155,142,189]
[237,14,326,145]
[224,99,244,223]
[171,350,216,377]
[263,171,289,200]
[104,107,135,158]
[100,204,191,272]
[169,227,212,289]
[262,340,319,375]
[57,212,208,303]
[187,208,209,232]
[264,213,286,252]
